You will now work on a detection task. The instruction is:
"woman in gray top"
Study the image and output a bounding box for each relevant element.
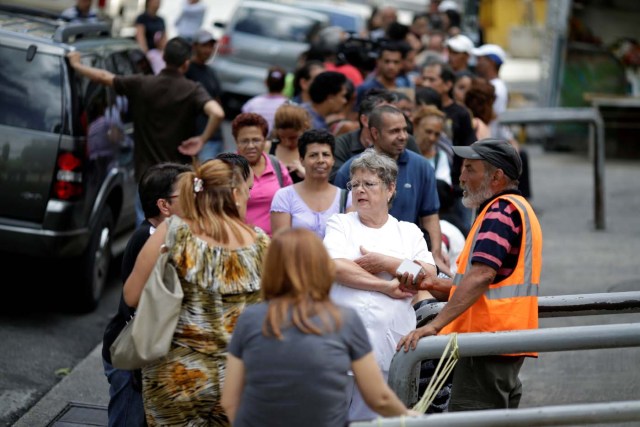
[221,228,417,426]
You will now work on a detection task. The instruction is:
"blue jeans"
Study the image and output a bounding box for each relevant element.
[103,358,146,427]
[198,140,224,162]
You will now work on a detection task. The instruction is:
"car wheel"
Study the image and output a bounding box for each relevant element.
[72,206,114,312]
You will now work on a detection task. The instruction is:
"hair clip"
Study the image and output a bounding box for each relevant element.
[193,177,204,193]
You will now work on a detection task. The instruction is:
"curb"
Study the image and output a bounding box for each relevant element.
[13,344,109,427]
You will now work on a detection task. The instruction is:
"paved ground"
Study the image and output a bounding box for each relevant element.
[13,142,640,426]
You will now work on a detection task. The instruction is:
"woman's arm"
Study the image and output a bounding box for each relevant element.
[270,211,292,236]
[122,221,167,307]
[334,259,413,299]
[352,352,411,417]
[354,246,403,276]
[221,354,245,423]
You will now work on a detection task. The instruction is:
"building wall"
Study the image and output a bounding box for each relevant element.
[479,0,547,52]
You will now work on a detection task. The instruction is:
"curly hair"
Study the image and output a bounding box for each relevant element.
[231,112,269,139]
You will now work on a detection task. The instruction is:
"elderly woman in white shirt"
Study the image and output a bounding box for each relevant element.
[323,148,436,422]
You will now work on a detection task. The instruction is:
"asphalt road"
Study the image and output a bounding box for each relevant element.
[0,255,123,427]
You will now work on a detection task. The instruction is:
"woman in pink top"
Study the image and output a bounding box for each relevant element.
[234,113,293,235]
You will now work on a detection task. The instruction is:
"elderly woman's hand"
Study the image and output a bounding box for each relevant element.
[383,278,417,299]
[355,246,395,275]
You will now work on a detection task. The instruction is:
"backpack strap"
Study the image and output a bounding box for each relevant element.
[339,188,348,213]
[268,154,283,187]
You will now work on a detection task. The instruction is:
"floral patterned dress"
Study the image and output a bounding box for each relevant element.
[142,216,269,426]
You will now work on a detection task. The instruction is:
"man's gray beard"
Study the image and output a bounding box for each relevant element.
[461,177,494,209]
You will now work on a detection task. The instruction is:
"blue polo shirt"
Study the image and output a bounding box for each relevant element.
[301,102,328,130]
[334,150,440,225]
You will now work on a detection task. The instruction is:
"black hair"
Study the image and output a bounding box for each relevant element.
[215,152,251,181]
[308,71,347,104]
[368,104,404,131]
[266,66,287,93]
[378,39,408,59]
[139,162,191,219]
[297,129,335,158]
[292,60,325,98]
[385,22,409,41]
[163,37,191,68]
[455,69,475,82]
[358,89,398,128]
[415,86,443,110]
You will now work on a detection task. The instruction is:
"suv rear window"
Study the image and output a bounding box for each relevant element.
[0,45,63,133]
[233,7,321,43]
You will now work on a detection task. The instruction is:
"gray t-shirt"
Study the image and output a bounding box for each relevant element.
[228,302,372,427]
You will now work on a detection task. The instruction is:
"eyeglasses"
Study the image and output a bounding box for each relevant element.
[237,138,264,147]
[346,180,382,191]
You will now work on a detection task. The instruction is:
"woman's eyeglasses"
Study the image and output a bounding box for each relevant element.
[237,138,264,147]
[346,180,382,191]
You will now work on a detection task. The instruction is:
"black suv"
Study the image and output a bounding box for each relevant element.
[0,6,149,311]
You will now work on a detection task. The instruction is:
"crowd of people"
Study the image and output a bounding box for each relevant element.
[62,0,543,425]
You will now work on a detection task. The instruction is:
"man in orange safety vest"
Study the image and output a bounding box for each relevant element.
[397,138,542,411]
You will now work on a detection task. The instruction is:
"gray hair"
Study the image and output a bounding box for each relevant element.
[350,148,398,188]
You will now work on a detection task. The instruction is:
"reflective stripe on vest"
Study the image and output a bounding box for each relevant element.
[439,193,542,358]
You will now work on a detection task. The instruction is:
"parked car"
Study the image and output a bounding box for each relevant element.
[0,5,149,311]
[0,0,144,37]
[211,0,329,117]
[288,0,371,35]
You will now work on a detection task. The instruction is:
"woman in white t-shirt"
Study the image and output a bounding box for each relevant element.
[323,148,436,422]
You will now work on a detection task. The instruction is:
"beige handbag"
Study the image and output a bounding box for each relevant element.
[110,241,183,370]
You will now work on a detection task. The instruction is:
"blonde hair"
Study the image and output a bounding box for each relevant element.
[412,104,445,128]
[274,103,312,131]
[177,159,253,244]
[261,228,341,339]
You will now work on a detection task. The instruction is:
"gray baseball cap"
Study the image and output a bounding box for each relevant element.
[453,138,522,180]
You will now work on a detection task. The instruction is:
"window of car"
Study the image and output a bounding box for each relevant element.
[0,45,63,133]
[233,7,322,43]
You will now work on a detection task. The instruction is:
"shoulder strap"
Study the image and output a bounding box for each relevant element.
[339,188,348,214]
[268,154,283,187]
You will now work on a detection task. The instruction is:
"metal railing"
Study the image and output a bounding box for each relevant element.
[388,322,640,406]
[498,107,606,229]
[350,400,640,426]
[416,291,640,327]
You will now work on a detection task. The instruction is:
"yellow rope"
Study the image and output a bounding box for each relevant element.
[411,333,460,413]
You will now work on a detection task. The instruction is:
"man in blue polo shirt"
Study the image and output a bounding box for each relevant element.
[334,104,448,273]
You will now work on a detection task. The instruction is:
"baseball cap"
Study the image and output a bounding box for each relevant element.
[193,29,216,44]
[471,44,507,66]
[453,138,522,180]
[446,34,474,54]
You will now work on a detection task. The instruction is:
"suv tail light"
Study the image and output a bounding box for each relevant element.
[217,35,232,56]
[53,151,83,200]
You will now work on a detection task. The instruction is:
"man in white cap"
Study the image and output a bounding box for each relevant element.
[472,44,509,138]
[473,44,533,199]
[446,34,475,73]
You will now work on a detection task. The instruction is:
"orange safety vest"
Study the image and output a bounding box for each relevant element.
[439,194,542,357]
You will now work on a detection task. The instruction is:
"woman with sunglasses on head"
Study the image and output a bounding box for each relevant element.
[123,159,269,425]
[323,148,436,422]
[233,113,293,236]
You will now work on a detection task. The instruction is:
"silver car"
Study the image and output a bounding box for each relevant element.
[211,0,328,115]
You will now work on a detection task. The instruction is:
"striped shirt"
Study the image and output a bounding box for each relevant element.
[471,191,523,283]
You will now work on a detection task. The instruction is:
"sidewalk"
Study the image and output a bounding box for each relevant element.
[15,144,640,426]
